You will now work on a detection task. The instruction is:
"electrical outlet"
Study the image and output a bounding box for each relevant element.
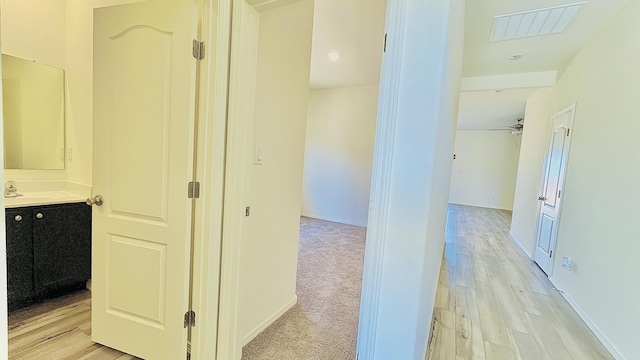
[561,257,573,270]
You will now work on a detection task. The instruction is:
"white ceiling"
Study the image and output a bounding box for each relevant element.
[459,0,628,130]
[308,0,386,89]
[457,89,537,130]
[463,0,628,77]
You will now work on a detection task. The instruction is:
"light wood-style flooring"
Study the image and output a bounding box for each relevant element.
[8,291,136,360]
[427,205,613,360]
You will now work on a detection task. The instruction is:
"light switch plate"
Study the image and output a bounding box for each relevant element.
[254,146,264,165]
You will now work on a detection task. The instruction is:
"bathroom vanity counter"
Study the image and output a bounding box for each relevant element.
[5,191,87,208]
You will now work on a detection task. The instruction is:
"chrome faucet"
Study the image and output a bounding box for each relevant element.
[5,180,19,198]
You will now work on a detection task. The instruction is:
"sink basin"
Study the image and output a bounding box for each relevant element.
[4,191,86,208]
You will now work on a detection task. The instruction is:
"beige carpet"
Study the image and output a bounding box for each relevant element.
[241,217,366,360]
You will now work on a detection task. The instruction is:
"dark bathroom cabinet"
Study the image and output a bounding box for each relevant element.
[5,202,91,311]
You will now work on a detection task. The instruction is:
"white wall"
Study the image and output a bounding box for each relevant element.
[549,3,640,358]
[509,88,552,256]
[301,85,378,227]
[0,0,66,68]
[510,2,640,358]
[64,0,96,187]
[357,0,464,358]
[238,0,314,344]
[449,130,520,210]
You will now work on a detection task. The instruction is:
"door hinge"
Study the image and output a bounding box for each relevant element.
[184,310,196,328]
[193,40,205,60]
[567,128,570,137]
[188,181,200,199]
[383,33,388,53]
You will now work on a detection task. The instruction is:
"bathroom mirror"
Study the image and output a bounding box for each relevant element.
[2,54,65,170]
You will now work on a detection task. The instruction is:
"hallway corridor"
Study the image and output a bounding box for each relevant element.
[427,205,613,360]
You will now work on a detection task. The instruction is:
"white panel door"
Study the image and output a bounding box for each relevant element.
[92,0,198,358]
[534,104,575,275]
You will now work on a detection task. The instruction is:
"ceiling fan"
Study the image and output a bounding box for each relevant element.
[491,118,524,135]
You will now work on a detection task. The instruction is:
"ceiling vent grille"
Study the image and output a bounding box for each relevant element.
[489,2,588,42]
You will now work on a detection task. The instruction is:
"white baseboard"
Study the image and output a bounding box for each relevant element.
[241,295,298,346]
[448,201,513,211]
[300,213,367,228]
[548,277,625,360]
[508,232,532,259]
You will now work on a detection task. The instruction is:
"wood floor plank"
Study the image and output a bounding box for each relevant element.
[77,344,128,360]
[509,329,546,360]
[435,307,456,329]
[484,341,516,360]
[426,205,614,360]
[436,267,455,311]
[8,290,139,360]
[9,302,91,339]
[469,253,489,283]
[524,312,573,360]
[8,291,91,326]
[9,308,92,356]
[455,259,474,288]
[9,328,95,360]
[490,277,528,333]
[454,286,485,360]
[474,280,512,347]
[427,317,457,360]
[530,291,614,360]
[78,317,92,336]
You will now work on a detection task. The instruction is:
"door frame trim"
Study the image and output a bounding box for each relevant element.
[190,0,236,359]
[355,0,407,357]
[533,102,576,275]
